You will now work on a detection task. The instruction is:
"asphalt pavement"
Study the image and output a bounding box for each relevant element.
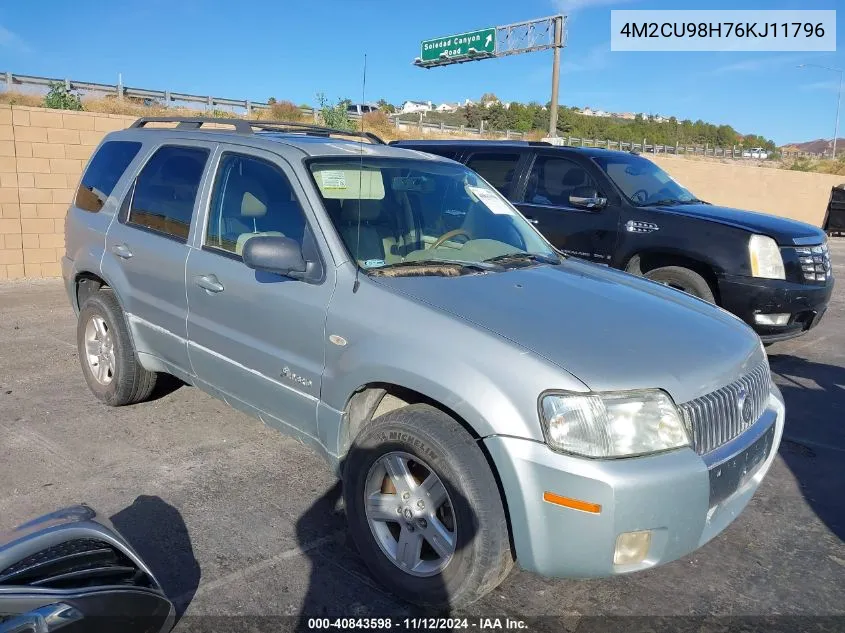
[0,242,843,631]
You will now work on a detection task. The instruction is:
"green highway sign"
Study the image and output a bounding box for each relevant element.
[420,27,496,63]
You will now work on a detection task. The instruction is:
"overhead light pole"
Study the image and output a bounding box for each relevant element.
[798,63,843,158]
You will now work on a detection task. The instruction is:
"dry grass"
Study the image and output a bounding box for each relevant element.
[0,91,43,107]
[782,157,845,176]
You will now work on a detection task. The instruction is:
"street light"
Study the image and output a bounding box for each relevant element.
[798,63,843,159]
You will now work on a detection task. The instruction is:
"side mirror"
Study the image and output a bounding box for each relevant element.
[242,235,307,278]
[569,187,607,210]
[0,505,175,633]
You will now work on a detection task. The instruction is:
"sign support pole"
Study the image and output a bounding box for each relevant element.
[549,15,563,137]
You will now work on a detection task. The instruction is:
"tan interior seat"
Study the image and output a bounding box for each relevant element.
[339,199,402,264]
[234,190,283,255]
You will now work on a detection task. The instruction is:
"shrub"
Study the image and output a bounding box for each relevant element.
[789,158,814,172]
[43,82,83,111]
[361,110,394,138]
[316,93,354,131]
[268,99,303,122]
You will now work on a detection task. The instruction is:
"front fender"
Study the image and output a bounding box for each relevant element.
[321,278,589,452]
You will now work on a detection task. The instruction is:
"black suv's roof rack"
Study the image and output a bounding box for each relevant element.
[129,117,386,145]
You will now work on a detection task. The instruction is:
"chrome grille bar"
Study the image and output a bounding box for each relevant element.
[678,360,772,455]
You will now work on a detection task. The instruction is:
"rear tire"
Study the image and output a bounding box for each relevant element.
[644,265,715,303]
[343,404,513,609]
[77,289,157,406]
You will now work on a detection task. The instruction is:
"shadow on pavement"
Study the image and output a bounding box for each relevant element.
[147,374,186,402]
[768,353,845,543]
[110,495,201,621]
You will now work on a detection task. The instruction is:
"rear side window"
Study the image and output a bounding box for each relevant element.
[126,146,209,241]
[465,153,520,198]
[75,141,141,212]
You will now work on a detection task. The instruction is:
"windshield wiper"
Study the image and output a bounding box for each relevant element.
[368,259,503,275]
[639,198,685,207]
[484,252,561,266]
[640,197,709,207]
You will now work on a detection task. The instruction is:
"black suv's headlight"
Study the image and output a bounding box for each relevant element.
[748,234,785,279]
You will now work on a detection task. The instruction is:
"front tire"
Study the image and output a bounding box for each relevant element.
[343,404,513,609]
[77,289,157,406]
[644,265,715,303]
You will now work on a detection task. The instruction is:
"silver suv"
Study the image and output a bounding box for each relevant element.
[62,117,785,608]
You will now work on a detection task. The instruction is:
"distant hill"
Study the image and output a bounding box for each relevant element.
[781,138,845,154]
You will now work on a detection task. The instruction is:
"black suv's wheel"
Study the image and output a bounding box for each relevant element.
[77,289,157,406]
[645,266,715,303]
[343,404,513,609]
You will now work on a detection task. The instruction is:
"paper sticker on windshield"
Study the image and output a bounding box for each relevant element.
[320,170,347,190]
[467,186,514,215]
[362,259,385,268]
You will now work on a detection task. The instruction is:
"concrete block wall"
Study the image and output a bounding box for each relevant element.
[0,105,135,279]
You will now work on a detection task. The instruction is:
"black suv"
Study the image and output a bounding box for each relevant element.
[392,140,834,343]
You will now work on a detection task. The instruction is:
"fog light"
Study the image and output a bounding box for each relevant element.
[614,530,652,565]
[754,313,790,326]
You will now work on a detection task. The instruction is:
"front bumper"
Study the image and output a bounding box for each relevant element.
[483,386,784,578]
[718,274,833,342]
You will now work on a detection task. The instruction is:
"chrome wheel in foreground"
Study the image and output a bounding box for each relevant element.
[84,315,115,385]
[364,451,456,577]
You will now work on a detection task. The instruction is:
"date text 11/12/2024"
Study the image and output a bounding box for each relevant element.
[307,617,528,630]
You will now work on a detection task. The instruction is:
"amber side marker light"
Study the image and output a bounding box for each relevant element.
[543,491,601,514]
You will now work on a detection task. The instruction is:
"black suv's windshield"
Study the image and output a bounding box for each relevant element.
[308,158,557,273]
[593,154,703,207]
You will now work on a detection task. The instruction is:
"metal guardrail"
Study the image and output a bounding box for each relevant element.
[1,70,274,113]
[0,70,520,140]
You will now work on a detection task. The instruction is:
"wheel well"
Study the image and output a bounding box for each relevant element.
[341,383,481,456]
[341,383,516,554]
[74,272,108,310]
[625,252,720,304]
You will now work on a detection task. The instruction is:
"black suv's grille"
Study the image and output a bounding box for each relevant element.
[793,243,832,283]
[0,538,152,589]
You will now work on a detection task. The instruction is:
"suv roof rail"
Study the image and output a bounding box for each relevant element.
[128,117,386,145]
[391,139,551,147]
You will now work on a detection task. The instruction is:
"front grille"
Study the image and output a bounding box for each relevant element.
[678,360,772,455]
[793,242,832,283]
[0,538,150,589]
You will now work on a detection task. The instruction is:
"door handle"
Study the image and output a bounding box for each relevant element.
[111,243,133,259]
[194,274,224,294]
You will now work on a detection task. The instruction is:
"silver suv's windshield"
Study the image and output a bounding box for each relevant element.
[308,157,558,273]
[593,154,705,207]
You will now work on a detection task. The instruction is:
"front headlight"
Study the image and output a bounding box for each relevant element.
[748,234,785,279]
[540,390,689,458]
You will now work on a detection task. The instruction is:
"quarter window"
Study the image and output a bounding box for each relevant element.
[525,156,599,207]
[75,141,141,212]
[127,146,209,240]
[465,153,520,198]
[206,153,307,257]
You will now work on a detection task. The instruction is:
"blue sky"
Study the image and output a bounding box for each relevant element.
[0,0,841,145]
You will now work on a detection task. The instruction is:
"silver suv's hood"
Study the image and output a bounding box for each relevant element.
[373,259,764,405]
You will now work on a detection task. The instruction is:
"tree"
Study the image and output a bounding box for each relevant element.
[479,92,499,104]
[376,98,396,113]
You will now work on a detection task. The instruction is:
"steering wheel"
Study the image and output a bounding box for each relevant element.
[430,229,470,250]
[631,189,649,204]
